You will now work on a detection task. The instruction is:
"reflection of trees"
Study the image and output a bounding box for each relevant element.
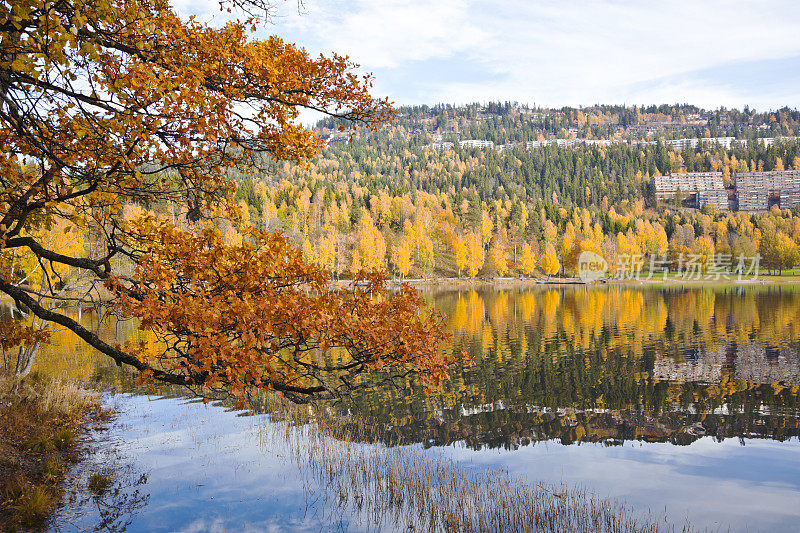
[32,287,800,452]
[55,437,150,532]
[85,469,150,533]
[339,380,800,451]
[337,286,800,449]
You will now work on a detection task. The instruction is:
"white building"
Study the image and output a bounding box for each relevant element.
[459,139,495,149]
[652,172,724,200]
[664,137,736,151]
[429,141,454,151]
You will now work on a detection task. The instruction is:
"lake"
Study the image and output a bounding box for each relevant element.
[44,285,800,532]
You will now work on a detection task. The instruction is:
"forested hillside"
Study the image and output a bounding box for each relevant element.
[224,103,800,279]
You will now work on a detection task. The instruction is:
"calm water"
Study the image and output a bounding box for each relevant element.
[44,286,800,532]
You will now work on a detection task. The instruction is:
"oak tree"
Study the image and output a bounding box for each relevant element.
[0,0,450,403]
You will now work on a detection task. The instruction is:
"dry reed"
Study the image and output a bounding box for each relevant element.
[35,377,99,416]
[256,398,691,533]
[0,373,102,529]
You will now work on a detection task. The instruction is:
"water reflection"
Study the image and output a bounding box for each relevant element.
[30,286,800,450]
[52,394,351,532]
[35,285,800,532]
[343,286,800,450]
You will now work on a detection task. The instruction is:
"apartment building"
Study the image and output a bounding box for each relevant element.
[702,137,736,149]
[781,189,800,209]
[526,140,548,149]
[429,141,454,151]
[736,170,800,191]
[664,137,736,151]
[496,143,522,153]
[665,138,700,151]
[697,189,729,210]
[525,139,578,149]
[584,139,613,147]
[652,172,724,200]
[737,189,768,211]
[757,136,799,148]
[736,170,800,210]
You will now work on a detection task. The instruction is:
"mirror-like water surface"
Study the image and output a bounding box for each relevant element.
[43,285,800,531]
[347,286,800,449]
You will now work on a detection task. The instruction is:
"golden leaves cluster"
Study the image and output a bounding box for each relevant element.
[2,0,393,240]
[0,0,440,403]
[110,214,451,402]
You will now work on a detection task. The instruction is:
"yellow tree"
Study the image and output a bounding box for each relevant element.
[540,242,560,277]
[543,219,558,243]
[317,229,337,273]
[481,210,493,247]
[776,233,798,274]
[2,213,87,377]
[653,222,669,257]
[695,236,715,272]
[417,234,435,277]
[0,0,449,402]
[301,238,315,264]
[560,222,576,274]
[617,231,642,259]
[489,239,508,277]
[466,232,484,278]
[393,237,413,279]
[353,214,386,271]
[452,234,467,278]
[519,243,537,277]
[7,212,86,290]
[350,249,362,275]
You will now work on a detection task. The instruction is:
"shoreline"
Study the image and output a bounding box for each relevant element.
[0,375,107,530]
[382,274,800,291]
[3,273,798,308]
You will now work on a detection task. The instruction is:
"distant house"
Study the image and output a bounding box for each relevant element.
[458,139,494,149]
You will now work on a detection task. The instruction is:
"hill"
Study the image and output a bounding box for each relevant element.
[229,103,800,279]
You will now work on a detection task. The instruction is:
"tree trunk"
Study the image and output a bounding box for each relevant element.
[14,340,41,380]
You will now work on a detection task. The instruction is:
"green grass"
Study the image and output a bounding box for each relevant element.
[38,456,63,483]
[52,429,75,451]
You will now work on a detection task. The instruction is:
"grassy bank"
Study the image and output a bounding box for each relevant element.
[0,373,102,531]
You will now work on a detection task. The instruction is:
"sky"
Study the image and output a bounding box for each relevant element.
[178,1,800,113]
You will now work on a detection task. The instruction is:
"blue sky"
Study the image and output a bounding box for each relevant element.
[180,1,800,112]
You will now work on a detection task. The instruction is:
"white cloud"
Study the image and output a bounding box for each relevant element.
[170,0,800,109]
[417,1,800,108]
[279,0,490,68]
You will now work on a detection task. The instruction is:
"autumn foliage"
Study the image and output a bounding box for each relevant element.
[0,0,450,402]
[112,217,449,403]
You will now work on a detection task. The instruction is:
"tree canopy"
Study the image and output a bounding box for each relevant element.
[0,0,450,403]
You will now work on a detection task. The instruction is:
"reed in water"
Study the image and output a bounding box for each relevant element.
[256,397,692,533]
